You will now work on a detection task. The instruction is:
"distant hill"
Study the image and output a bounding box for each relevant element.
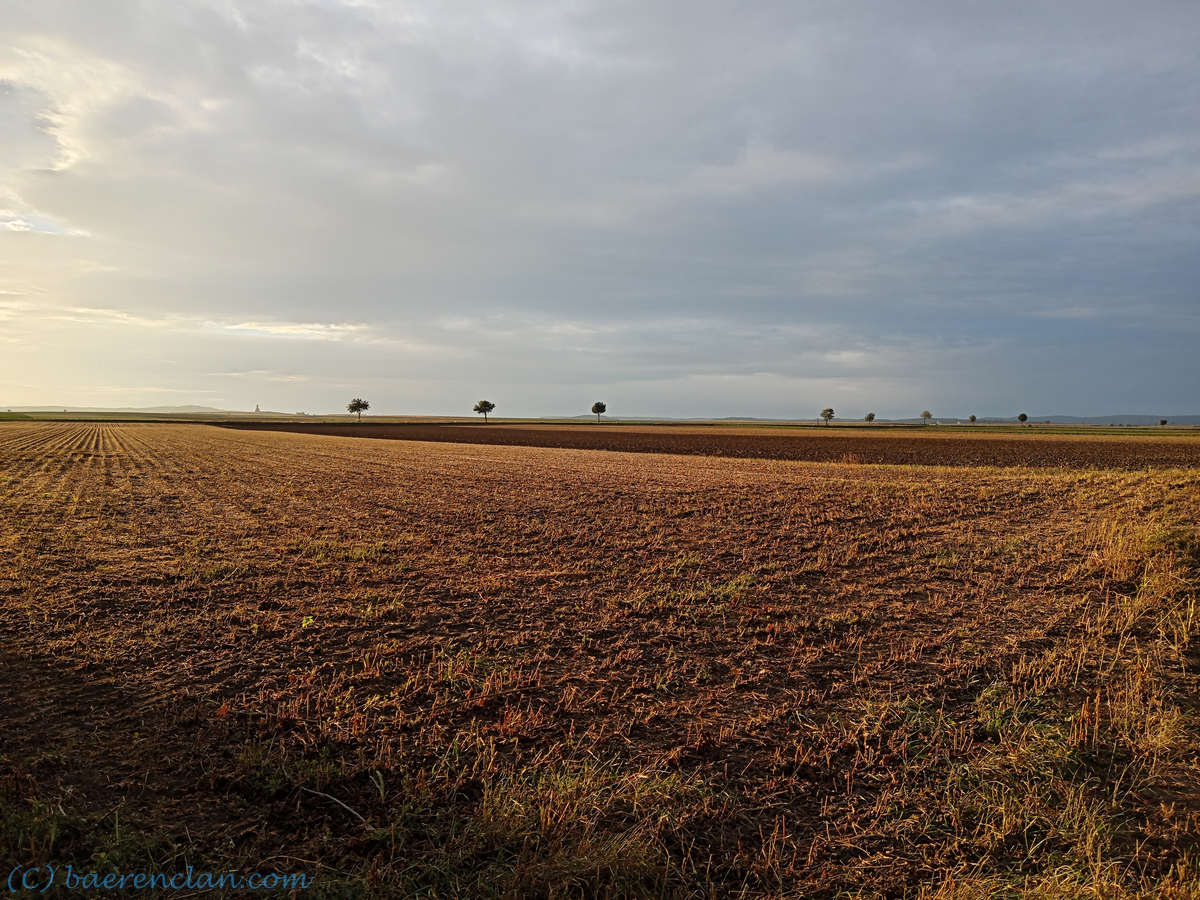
[0,404,299,415]
[928,415,1199,426]
[1033,415,1200,426]
[591,414,1200,425]
[2,404,235,414]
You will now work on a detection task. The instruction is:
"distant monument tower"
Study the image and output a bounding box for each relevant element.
[254,403,260,413]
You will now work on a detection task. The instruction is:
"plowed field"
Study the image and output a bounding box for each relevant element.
[221,421,1200,469]
[2,423,1198,897]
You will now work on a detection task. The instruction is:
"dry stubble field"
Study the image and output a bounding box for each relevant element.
[2,422,1199,897]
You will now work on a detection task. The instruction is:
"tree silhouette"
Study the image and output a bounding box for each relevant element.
[1160,419,1169,426]
[864,412,876,423]
[591,401,607,423]
[921,410,933,425]
[1018,413,1028,424]
[820,408,835,425]
[347,398,369,422]
[473,400,495,423]
[969,414,977,424]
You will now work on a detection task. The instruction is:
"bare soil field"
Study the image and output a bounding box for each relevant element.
[2,423,1199,897]
[221,421,1200,469]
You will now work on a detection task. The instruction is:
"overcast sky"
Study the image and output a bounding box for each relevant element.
[2,1,1198,417]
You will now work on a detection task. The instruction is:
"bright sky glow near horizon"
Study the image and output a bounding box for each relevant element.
[2,1,1198,418]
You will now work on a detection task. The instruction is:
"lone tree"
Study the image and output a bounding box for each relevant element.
[591,401,607,423]
[969,414,977,424]
[1160,419,1169,426]
[347,398,369,421]
[864,412,876,423]
[921,410,933,425]
[1018,412,1028,424]
[820,407,835,425]
[473,400,495,423]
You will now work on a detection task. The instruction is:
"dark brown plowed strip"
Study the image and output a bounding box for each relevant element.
[217,421,1200,469]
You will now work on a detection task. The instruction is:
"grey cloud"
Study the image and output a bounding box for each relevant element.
[1,1,1197,416]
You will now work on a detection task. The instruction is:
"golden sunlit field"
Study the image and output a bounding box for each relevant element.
[2,422,1199,897]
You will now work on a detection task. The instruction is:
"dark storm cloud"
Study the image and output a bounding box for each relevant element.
[1,1,1197,415]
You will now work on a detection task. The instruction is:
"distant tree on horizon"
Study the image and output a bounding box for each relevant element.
[473,400,495,423]
[865,412,876,423]
[820,408,835,425]
[969,414,977,423]
[347,398,369,422]
[921,410,933,425]
[1160,419,1169,426]
[591,401,607,423]
[1018,413,1028,424]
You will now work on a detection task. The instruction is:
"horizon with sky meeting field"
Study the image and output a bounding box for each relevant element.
[4,402,1196,428]
[2,1,1198,418]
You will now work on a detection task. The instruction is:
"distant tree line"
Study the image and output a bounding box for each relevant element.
[340,398,1051,427]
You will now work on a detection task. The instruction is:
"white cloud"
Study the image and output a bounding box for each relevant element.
[54,306,171,328]
[218,321,368,340]
[211,369,310,382]
[1,38,143,171]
